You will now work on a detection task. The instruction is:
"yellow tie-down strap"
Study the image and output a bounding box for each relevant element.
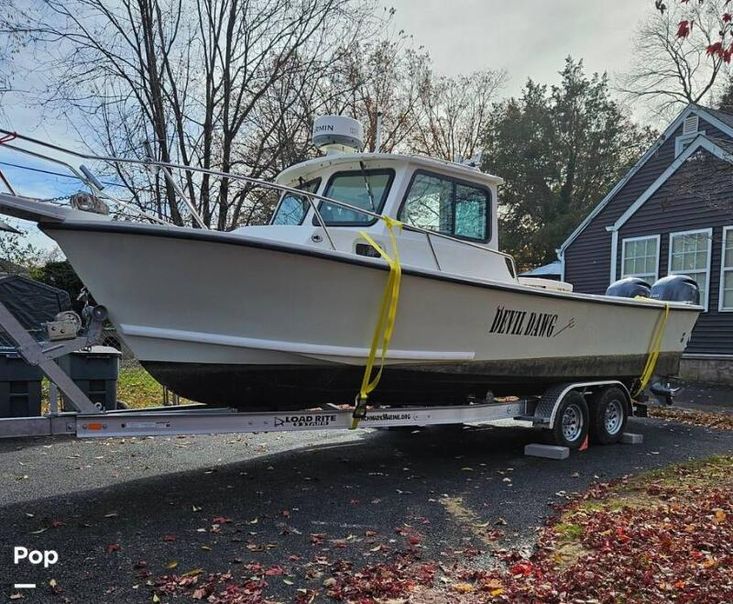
[634,302,671,397]
[351,217,403,429]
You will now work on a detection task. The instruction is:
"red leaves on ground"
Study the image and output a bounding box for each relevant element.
[649,407,733,430]
[163,534,177,542]
[264,565,285,576]
[509,562,534,577]
[155,571,267,604]
[324,553,436,601]
[212,516,232,525]
[105,543,121,554]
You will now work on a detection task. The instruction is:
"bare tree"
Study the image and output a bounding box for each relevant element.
[410,69,507,161]
[621,0,727,118]
[10,0,377,229]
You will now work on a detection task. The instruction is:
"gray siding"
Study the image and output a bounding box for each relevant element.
[617,153,733,355]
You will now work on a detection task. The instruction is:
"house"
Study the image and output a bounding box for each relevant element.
[558,104,733,384]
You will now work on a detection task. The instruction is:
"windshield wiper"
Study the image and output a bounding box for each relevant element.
[359,161,376,211]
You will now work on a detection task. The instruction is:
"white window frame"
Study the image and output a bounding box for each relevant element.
[719,225,733,312]
[619,235,662,285]
[668,228,713,311]
[620,234,660,283]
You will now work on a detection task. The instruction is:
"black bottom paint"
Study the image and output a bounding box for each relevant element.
[142,353,680,411]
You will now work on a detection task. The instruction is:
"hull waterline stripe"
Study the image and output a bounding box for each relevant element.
[119,324,476,362]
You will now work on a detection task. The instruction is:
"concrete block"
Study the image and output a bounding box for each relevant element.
[621,432,644,445]
[524,443,569,460]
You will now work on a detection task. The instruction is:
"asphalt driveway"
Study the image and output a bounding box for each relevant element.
[1,416,732,603]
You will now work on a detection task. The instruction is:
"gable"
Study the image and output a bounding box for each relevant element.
[613,136,733,231]
[559,104,733,258]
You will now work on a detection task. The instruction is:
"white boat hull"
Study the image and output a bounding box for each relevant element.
[42,221,700,410]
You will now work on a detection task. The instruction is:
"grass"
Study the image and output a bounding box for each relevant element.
[117,363,167,408]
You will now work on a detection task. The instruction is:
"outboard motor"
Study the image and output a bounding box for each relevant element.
[650,275,700,305]
[606,277,651,299]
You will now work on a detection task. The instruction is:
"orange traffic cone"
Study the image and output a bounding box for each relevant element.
[579,434,589,452]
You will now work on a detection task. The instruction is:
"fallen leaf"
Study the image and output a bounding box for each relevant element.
[453,582,474,593]
[181,568,204,578]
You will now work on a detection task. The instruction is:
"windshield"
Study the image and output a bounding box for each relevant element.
[315,169,394,226]
[271,178,321,225]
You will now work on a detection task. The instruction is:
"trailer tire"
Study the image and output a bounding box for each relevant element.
[551,391,589,450]
[589,387,628,445]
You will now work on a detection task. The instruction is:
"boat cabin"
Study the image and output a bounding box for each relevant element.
[235,145,525,284]
[247,152,515,283]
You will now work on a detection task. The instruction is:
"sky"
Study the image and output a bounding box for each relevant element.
[1,0,657,253]
[387,0,651,98]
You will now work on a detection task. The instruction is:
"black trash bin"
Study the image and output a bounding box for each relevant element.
[0,352,43,418]
[58,346,121,411]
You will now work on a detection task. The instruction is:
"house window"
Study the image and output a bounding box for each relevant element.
[721,226,733,311]
[621,235,659,283]
[669,229,712,309]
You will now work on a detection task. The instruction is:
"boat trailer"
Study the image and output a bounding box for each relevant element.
[0,299,647,450]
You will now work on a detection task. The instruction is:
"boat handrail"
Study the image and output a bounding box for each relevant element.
[0,128,517,277]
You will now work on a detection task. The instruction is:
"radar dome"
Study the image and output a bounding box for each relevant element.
[312,115,364,154]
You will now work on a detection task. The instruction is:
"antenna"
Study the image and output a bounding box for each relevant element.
[375,111,383,153]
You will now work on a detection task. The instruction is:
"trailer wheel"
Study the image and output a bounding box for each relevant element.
[589,387,628,445]
[551,391,589,449]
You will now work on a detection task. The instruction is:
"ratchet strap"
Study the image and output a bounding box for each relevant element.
[351,216,403,429]
[633,303,670,397]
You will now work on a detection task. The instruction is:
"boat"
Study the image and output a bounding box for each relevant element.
[0,117,702,411]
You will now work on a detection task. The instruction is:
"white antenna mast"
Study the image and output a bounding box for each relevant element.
[374,111,383,153]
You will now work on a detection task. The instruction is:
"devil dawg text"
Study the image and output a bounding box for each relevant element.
[489,306,559,338]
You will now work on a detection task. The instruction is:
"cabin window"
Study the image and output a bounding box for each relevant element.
[621,235,659,283]
[399,171,491,242]
[669,229,712,310]
[721,226,733,311]
[315,169,394,226]
[271,178,321,225]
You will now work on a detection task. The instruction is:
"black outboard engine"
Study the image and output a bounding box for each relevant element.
[650,275,700,305]
[606,277,652,298]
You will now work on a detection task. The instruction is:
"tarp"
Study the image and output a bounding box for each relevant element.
[0,274,71,347]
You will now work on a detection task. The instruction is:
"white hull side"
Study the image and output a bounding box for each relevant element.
[42,222,700,407]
